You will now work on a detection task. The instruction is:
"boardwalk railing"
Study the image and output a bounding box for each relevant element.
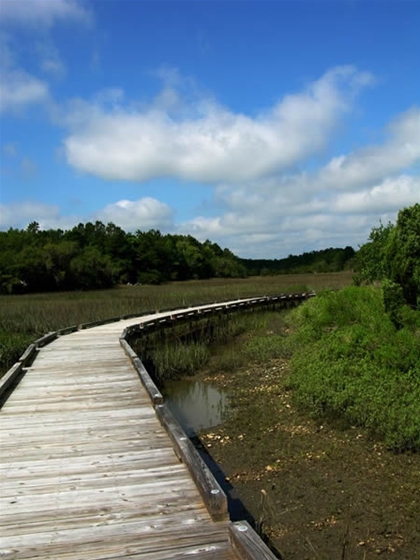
[1,293,315,559]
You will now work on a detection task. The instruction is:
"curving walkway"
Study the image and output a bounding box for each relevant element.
[1,297,310,559]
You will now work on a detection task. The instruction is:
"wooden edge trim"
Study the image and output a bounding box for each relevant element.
[132,357,164,405]
[34,331,57,348]
[155,403,228,521]
[229,521,278,560]
[79,317,121,329]
[119,338,137,360]
[57,325,79,335]
[0,362,23,398]
[119,339,163,405]
[122,310,154,320]
[117,293,314,340]
[18,344,37,366]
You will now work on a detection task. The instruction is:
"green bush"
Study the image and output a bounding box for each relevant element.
[288,286,420,451]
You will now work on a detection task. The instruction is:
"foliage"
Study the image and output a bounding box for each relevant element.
[0,220,357,294]
[287,287,420,451]
[353,221,394,285]
[355,203,420,309]
[385,203,420,307]
[0,221,247,293]
[241,246,355,275]
[382,279,406,327]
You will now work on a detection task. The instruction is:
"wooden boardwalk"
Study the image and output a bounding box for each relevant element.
[0,301,288,559]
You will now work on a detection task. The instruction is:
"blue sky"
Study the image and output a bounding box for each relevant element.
[0,0,419,258]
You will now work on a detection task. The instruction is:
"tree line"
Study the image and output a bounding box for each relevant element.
[0,221,247,293]
[241,246,356,275]
[1,220,356,294]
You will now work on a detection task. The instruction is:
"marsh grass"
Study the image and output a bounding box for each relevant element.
[139,307,293,382]
[149,342,210,381]
[0,272,352,374]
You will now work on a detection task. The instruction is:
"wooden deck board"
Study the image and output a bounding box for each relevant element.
[0,310,239,559]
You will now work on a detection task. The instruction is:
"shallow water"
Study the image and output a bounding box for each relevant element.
[162,379,230,437]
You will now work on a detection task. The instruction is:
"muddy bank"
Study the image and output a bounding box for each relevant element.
[196,357,420,560]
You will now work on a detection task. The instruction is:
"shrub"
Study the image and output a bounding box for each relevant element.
[288,286,420,451]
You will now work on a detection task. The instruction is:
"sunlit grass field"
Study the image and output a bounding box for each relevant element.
[0,272,353,374]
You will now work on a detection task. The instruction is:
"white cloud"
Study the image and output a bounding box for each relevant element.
[0,34,50,113]
[93,198,174,231]
[179,209,389,259]
[0,0,92,28]
[0,197,174,233]
[177,104,419,257]
[331,175,420,214]
[317,107,420,191]
[0,201,65,230]
[0,1,91,113]
[62,66,374,183]
[0,68,49,113]
[181,172,419,258]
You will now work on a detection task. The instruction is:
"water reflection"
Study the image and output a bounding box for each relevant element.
[162,379,229,437]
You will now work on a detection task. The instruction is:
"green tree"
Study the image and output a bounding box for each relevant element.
[354,221,394,284]
[69,246,114,289]
[385,203,420,308]
[355,204,420,309]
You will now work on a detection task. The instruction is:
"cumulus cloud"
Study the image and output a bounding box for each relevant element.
[0,201,65,230]
[317,107,420,191]
[179,170,419,257]
[0,0,92,28]
[93,198,174,231]
[331,175,420,214]
[0,197,174,233]
[177,105,419,257]
[62,66,374,183]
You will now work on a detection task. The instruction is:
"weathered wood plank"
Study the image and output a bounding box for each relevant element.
[33,331,57,347]
[155,403,228,522]
[0,362,23,398]
[18,344,37,366]
[0,297,317,559]
[229,521,278,559]
[120,338,164,405]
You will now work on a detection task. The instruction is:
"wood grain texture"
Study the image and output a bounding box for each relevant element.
[1,297,307,559]
[0,311,240,559]
[230,521,278,559]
